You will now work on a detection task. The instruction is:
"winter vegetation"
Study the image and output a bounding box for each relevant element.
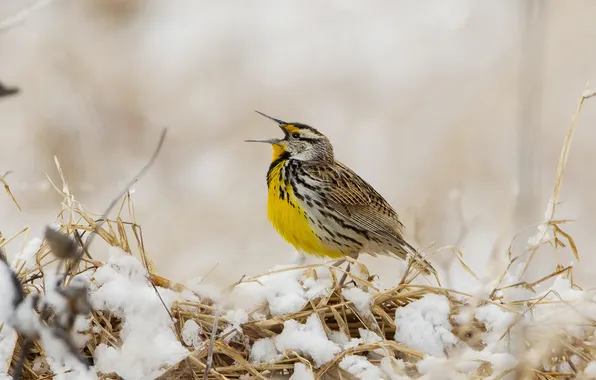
[3,2,596,380]
[1,87,596,379]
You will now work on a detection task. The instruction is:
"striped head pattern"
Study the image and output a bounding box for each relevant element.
[245,111,334,162]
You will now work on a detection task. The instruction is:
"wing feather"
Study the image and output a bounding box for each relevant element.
[301,161,436,276]
[301,161,404,240]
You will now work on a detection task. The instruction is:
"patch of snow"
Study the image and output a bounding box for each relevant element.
[453,348,517,376]
[250,337,282,364]
[184,278,222,302]
[342,287,373,316]
[475,304,516,347]
[275,313,341,367]
[339,355,385,380]
[90,249,187,380]
[289,362,314,380]
[11,237,42,270]
[417,356,462,380]
[343,328,383,352]
[182,320,202,348]
[394,294,458,357]
[0,327,17,377]
[329,330,350,345]
[379,357,409,380]
[584,362,596,378]
[229,265,332,316]
[41,328,97,380]
[221,308,248,343]
[532,275,596,339]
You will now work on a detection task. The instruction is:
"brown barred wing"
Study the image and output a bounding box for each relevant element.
[300,161,406,245]
[300,161,436,275]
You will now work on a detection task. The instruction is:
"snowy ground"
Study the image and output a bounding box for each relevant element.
[2,2,596,379]
[2,238,596,380]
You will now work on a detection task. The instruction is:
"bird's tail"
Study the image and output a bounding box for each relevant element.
[403,241,437,276]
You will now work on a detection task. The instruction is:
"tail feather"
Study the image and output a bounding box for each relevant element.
[403,241,437,276]
[376,237,437,276]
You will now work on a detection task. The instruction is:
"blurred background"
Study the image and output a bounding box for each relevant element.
[1,0,595,290]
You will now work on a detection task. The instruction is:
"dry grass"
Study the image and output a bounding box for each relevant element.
[1,91,595,380]
[1,189,594,380]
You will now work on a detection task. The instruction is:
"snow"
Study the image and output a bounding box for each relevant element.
[229,264,333,315]
[39,328,96,380]
[11,237,42,270]
[221,308,249,342]
[184,277,222,302]
[340,355,385,379]
[289,363,314,380]
[250,337,282,364]
[585,362,596,378]
[274,313,341,367]
[181,320,202,348]
[3,240,596,379]
[531,275,596,339]
[0,328,17,377]
[474,304,516,347]
[394,293,458,357]
[379,357,409,380]
[342,287,373,315]
[89,249,188,380]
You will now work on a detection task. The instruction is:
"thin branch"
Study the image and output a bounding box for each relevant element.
[202,306,221,380]
[60,128,168,284]
[0,83,20,98]
[0,0,54,33]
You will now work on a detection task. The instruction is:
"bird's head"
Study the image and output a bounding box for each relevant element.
[245,111,334,162]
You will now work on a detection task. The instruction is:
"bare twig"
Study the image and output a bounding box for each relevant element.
[61,128,168,284]
[0,83,20,98]
[0,171,22,212]
[0,0,54,33]
[202,306,221,380]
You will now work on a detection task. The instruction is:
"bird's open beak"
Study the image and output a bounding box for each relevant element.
[245,110,288,144]
[244,138,281,144]
[254,110,286,125]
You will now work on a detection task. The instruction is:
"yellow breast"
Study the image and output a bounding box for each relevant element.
[266,160,344,259]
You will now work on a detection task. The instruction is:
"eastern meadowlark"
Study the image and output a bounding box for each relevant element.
[246,112,435,279]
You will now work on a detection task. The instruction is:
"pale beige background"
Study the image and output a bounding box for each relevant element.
[1,1,595,290]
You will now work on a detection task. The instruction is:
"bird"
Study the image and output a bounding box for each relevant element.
[245,111,436,282]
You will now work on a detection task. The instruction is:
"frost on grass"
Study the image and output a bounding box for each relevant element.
[394,293,458,357]
[90,249,187,380]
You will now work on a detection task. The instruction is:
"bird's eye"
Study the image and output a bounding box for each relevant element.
[291,132,300,138]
